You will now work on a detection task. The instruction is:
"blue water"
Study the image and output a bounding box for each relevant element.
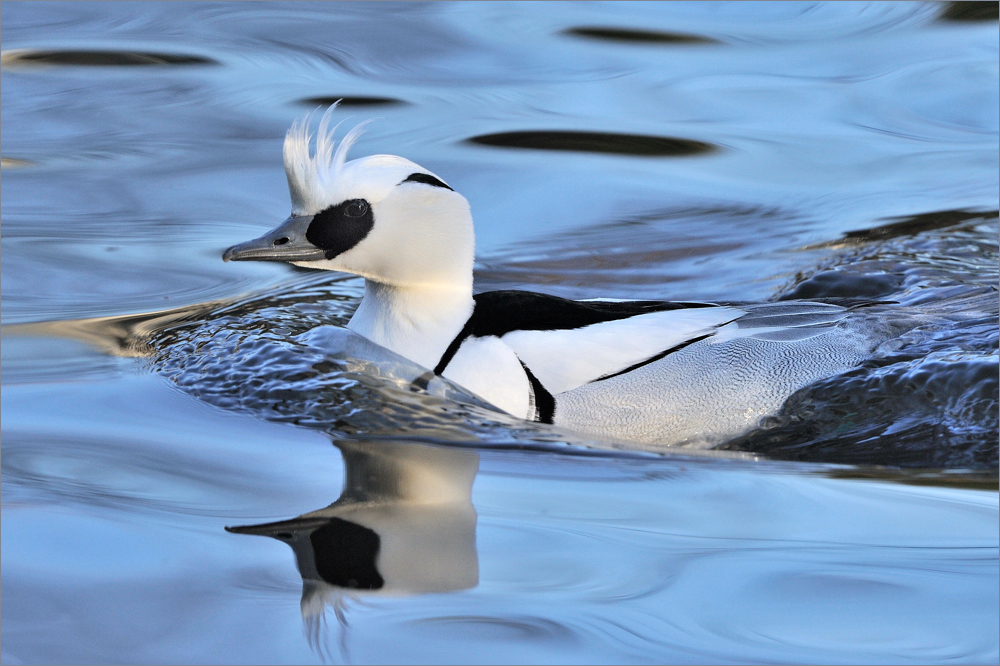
[2,2,998,663]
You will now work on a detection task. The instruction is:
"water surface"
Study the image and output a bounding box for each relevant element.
[2,2,998,663]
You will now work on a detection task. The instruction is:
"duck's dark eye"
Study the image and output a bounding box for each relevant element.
[307,197,375,260]
[344,200,368,218]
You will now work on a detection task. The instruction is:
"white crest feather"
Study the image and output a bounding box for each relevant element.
[283,102,372,214]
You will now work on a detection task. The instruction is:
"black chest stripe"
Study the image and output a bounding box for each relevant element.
[433,317,475,376]
[433,290,719,376]
[520,361,555,424]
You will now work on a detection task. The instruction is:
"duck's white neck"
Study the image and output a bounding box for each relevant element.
[347,279,474,370]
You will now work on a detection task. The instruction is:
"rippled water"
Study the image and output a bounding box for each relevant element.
[2,2,998,663]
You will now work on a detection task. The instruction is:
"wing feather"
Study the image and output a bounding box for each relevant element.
[502,306,745,394]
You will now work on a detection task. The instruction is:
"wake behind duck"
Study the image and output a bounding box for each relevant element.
[223,107,915,446]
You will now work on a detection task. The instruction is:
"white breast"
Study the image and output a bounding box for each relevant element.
[441,336,532,419]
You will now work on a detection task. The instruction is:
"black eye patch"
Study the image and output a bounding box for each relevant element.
[401,172,453,191]
[306,198,375,260]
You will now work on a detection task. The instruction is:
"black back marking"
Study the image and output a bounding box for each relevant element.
[433,291,718,375]
[306,198,375,260]
[309,517,384,590]
[467,291,718,337]
[521,361,555,424]
[401,172,453,191]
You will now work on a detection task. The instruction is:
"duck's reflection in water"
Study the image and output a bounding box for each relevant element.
[227,440,479,655]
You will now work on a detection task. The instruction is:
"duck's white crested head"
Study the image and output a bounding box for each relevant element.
[224,105,475,292]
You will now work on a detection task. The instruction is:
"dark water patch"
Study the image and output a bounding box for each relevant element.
[1,49,217,67]
[297,96,406,108]
[842,208,999,244]
[563,26,719,45]
[466,131,714,157]
[939,1,999,22]
[779,271,904,300]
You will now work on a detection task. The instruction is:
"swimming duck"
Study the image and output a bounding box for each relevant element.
[223,108,909,446]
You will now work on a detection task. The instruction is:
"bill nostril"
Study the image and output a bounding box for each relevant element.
[273,237,290,246]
